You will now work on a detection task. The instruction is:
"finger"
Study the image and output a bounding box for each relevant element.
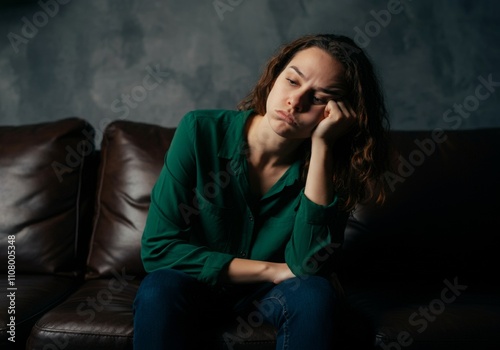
[325,100,341,117]
[343,102,356,117]
[342,101,357,118]
[336,101,354,118]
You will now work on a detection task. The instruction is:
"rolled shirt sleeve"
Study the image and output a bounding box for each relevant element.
[285,189,339,277]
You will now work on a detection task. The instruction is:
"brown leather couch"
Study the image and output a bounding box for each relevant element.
[1,117,500,350]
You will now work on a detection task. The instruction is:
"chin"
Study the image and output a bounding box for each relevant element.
[268,120,292,136]
[267,115,310,140]
[272,126,309,140]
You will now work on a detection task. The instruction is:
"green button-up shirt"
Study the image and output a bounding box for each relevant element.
[141,109,343,286]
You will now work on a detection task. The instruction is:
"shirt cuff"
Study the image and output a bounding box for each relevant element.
[199,251,235,286]
[297,189,339,225]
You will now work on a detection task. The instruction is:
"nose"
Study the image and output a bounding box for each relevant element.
[287,90,307,112]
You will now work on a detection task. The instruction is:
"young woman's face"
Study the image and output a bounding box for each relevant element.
[265,47,346,139]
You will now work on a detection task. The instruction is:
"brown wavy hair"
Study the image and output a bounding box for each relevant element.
[237,33,393,212]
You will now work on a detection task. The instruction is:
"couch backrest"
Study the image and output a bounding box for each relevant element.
[0,117,96,276]
[85,120,175,279]
[340,128,500,286]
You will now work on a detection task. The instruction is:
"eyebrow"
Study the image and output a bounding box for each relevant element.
[289,65,341,95]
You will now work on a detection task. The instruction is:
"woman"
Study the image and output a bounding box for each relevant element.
[133,33,392,349]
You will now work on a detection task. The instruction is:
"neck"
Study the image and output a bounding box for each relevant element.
[245,114,304,168]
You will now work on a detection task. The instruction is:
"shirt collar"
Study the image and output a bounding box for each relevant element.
[217,109,304,198]
[217,109,254,160]
[261,160,302,200]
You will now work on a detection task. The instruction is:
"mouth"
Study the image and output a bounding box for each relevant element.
[275,110,297,126]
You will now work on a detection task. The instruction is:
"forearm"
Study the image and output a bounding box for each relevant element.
[225,258,294,284]
[304,140,334,205]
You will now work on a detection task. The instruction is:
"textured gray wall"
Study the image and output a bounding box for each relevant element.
[1,0,499,134]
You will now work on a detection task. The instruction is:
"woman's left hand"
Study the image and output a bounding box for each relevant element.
[312,100,357,144]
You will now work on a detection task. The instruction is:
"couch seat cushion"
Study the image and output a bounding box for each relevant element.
[27,278,139,350]
[0,275,82,349]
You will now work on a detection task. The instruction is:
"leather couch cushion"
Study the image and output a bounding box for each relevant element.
[27,279,140,350]
[0,275,81,349]
[85,120,175,279]
[0,117,96,275]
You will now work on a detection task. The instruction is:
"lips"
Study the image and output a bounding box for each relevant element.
[275,110,297,125]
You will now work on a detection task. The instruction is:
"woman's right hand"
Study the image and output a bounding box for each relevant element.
[269,262,296,284]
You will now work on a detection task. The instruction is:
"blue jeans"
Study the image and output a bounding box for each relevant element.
[133,268,338,349]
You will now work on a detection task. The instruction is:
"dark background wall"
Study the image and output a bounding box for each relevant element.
[1,0,499,136]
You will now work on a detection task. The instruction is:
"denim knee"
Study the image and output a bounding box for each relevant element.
[263,275,337,319]
[294,274,336,300]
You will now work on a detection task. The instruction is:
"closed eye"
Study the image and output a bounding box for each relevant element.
[286,78,298,86]
[312,96,328,105]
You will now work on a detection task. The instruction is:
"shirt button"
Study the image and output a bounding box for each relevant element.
[239,251,246,257]
[249,216,253,221]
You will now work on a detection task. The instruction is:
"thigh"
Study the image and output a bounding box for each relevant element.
[133,269,226,349]
[261,276,338,331]
[267,274,338,309]
[135,268,212,308]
